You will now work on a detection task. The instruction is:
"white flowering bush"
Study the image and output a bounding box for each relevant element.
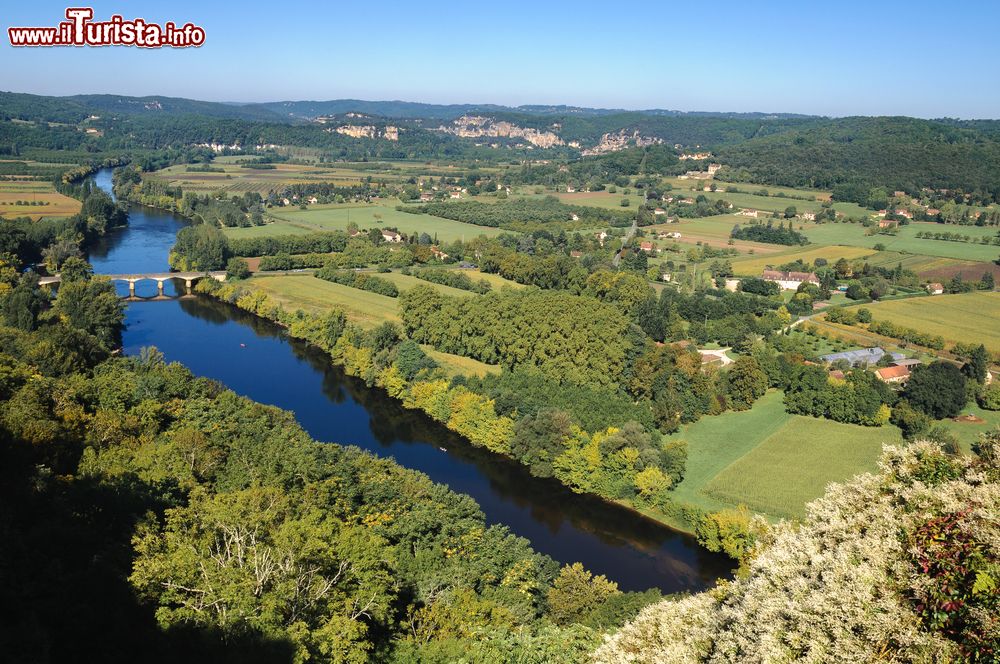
[594,433,1000,663]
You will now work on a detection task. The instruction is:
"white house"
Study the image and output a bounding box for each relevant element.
[381,230,402,243]
[762,269,820,290]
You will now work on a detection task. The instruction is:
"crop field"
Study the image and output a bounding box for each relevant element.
[249,274,400,328]
[260,204,504,242]
[0,180,81,219]
[862,291,1000,354]
[645,215,788,255]
[730,244,874,275]
[701,416,900,519]
[802,221,1000,261]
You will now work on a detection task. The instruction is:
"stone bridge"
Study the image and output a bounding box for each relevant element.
[39,271,227,296]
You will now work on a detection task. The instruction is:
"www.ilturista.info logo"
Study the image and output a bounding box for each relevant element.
[8,7,205,48]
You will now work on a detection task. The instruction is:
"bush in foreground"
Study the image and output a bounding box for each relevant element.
[594,435,1000,663]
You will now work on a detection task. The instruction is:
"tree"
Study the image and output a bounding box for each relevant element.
[59,256,93,282]
[170,223,229,271]
[724,357,769,410]
[2,274,47,331]
[225,257,251,280]
[547,563,620,626]
[978,382,1000,411]
[904,361,968,419]
[961,344,989,384]
[784,205,797,218]
[52,276,125,348]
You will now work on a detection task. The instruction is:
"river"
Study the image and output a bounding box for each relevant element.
[87,169,731,593]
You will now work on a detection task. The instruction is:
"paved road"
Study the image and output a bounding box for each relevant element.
[612,217,639,268]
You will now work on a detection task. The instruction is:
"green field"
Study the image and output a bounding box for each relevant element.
[669,390,905,520]
[378,271,478,297]
[223,203,504,243]
[803,221,1000,261]
[249,274,400,328]
[702,416,900,518]
[448,269,525,290]
[863,291,1000,354]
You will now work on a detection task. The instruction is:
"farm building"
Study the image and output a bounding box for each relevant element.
[875,365,911,384]
[381,230,402,243]
[639,241,655,253]
[820,348,906,368]
[762,269,820,290]
[926,282,944,295]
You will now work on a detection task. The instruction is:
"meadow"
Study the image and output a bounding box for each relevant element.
[701,416,899,519]
[249,274,400,328]
[667,391,903,520]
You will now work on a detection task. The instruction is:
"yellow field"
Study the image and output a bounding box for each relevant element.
[863,291,1000,354]
[731,245,874,275]
[0,183,81,219]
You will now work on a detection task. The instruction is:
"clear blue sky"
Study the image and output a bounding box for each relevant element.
[2,0,998,118]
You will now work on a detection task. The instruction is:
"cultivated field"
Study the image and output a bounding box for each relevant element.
[803,221,1000,262]
[730,245,874,275]
[0,181,81,219]
[862,291,1000,354]
[229,203,504,243]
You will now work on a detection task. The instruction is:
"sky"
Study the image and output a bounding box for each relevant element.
[1,0,999,118]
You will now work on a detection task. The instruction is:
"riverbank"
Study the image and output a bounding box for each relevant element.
[194,275,715,539]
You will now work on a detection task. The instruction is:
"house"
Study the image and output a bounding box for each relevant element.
[761,269,820,290]
[281,198,291,206]
[820,348,905,368]
[893,191,907,198]
[875,209,887,217]
[679,197,696,204]
[800,212,816,221]
[926,282,944,295]
[878,219,898,229]
[875,365,911,384]
[707,163,722,175]
[738,208,759,218]
[381,230,402,243]
[570,213,580,221]
[594,231,608,245]
[430,246,449,260]
[307,196,318,204]
[569,250,583,258]
[653,208,666,215]
[894,209,913,219]
[926,208,941,216]
[449,191,462,199]
[566,186,576,193]
[639,241,655,253]
[419,192,434,202]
